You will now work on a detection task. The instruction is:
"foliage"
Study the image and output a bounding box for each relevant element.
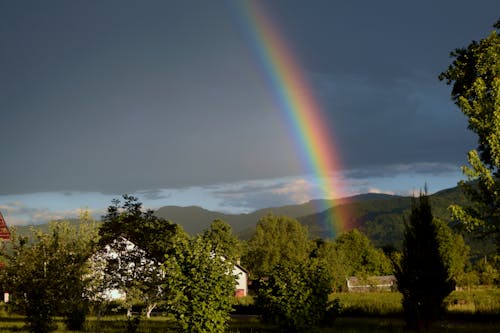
[244,215,312,278]
[98,196,188,318]
[99,195,185,262]
[0,222,98,333]
[92,237,165,318]
[434,219,470,287]
[161,236,236,333]
[255,259,333,332]
[473,256,499,286]
[202,219,243,261]
[311,239,350,292]
[439,20,500,251]
[395,193,455,330]
[334,229,393,278]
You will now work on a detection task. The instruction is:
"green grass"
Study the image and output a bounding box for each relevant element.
[0,289,497,332]
[445,288,500,316]
[331,292,403,317]
[0,314,497,333]
[331,288,500,319]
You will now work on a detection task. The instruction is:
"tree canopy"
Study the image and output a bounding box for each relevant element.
[99,195,186,262]
[97,195,189,319]
[256,259,333,332]
[202,219,242,261]
[0,222,98,333]
[334,229,393,278]
[243,215,312,278]
[440,20,500,250]
[162,236,236,332]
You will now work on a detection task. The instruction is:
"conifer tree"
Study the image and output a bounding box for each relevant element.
[395,193,455,330]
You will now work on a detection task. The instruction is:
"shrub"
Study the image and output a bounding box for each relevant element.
[256,260,332,332]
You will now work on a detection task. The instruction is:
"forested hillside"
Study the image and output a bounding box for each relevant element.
[300,186,470,247]
[9,186,476,251]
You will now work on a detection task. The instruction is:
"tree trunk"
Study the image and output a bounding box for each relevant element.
[146,303,157,318]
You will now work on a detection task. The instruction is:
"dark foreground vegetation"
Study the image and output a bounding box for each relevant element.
[0,289,498,333]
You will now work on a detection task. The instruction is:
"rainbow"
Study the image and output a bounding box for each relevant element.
[233,1,351,238]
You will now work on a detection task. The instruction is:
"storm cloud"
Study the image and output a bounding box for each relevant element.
[0,0,497,198]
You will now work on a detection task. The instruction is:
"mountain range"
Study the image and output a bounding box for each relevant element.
[155,186,470,247]
[12,185,485,253]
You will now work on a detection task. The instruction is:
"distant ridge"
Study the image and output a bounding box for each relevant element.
[154,192,406,237]
[299,186,469,246]
[9,186,473,250]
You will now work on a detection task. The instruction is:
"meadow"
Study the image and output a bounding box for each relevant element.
[0,289,498,333]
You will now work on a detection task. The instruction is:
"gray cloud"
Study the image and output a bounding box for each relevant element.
[137,189,172,201]
[0,201,105,226]
[311,71,476,170]
[0,0,495,196]
[213,179,315,212]
[345,163,460,180]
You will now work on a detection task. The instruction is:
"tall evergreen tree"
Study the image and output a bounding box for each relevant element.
[395,193,455,330]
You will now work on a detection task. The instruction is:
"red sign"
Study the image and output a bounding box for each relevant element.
[0,212,11,241]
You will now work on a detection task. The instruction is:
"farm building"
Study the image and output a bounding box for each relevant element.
[346,275,397,292]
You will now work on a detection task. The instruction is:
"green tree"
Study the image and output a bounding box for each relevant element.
[95,237,165,318]
[395,193,455,330]
[0,222,97,333]
[434,219,470,287]
[98,196,187,318]
[99,195,184,262]
[310,239,350,292]
[474,256,499,286]
[255,259,333,332]
[244,215,312,278]
[335,229,393,278]
[439,20,500,250]
[162,236,236,332]
[202,219,242,261]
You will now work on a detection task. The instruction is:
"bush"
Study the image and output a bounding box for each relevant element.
[232,296,257,315]
[322,298,342,327]
[256,260,332,332]
[64,302,87,331]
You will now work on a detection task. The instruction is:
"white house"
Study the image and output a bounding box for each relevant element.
[233,260,249,297]
[91,237,249,300]
[88,237,162,301]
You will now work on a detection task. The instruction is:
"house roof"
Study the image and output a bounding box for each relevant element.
[346,275,396,287]
[234,263,249,274]
[0,212,11,241]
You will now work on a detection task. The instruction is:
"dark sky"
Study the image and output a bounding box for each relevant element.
[1,0,498,199]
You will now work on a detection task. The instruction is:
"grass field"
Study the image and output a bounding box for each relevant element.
[0,289,497,332]
[0,316,497,333]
